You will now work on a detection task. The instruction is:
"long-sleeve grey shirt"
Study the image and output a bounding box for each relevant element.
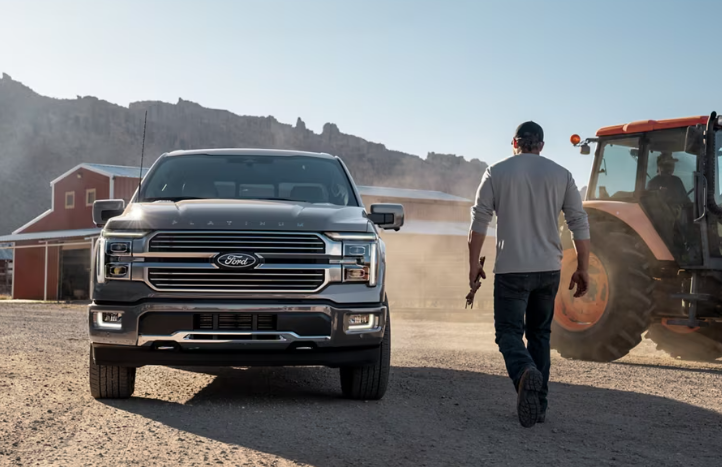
[470,153,590,274]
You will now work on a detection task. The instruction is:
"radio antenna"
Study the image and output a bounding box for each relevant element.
[136,110,148,199]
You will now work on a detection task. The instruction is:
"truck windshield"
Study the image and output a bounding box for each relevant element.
[138,155,359,207]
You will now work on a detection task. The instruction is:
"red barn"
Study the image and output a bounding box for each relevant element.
[0,164,147,300]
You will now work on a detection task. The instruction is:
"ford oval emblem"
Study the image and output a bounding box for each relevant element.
[214,252,259,270]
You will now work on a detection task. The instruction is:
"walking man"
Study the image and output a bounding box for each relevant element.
[467,121,590,427]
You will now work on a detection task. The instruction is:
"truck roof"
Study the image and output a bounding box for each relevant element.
[596,115,707,137]
[164,148,337,159]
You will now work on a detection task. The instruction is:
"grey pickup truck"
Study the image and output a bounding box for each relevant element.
[89,149,403,400]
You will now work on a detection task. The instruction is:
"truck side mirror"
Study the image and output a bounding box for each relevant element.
[685,125,705,155]
[368,203,404,231]
[93,199,125,227]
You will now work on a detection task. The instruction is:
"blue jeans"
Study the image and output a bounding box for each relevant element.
[494,271,561,411]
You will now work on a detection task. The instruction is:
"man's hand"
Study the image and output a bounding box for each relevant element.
[469,257,486,290]
[569,269,589,298]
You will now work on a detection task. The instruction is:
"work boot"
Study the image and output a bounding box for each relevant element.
[516,366,543,428]
[538,401,547,423]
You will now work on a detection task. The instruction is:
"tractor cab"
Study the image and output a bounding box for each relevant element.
[573,115,722,269]
[553,113,722,363]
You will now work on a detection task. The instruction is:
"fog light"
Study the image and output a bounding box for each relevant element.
[95,311,123,330]
[344,268,369,281]
[347,313,376,331]
[349,314,370,326]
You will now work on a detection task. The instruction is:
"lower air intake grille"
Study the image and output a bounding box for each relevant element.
[194,313,277,332]
[218,314,253,330]
[257,314,277,331]
[195,314,214,330]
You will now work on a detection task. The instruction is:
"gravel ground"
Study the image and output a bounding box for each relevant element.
[1,303,721,467]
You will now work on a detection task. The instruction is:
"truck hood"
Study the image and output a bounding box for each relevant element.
[104,199,373,233]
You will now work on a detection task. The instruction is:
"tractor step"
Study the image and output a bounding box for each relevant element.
[663,319,711,328]
[670,293,713,302]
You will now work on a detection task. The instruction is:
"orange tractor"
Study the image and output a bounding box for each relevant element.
[553,112,722,362]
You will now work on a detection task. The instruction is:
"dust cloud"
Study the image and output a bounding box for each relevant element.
[382,229,496,320]
[380,234,511,354]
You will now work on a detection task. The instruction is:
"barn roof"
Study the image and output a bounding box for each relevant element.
[0,228,101,244]
[84,164,151,179]
[51,163,150,185]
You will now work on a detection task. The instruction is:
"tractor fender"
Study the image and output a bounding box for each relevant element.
[584,201,673,261]
[559,201,674,262]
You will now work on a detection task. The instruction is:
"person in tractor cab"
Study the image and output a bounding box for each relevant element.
[646,152,694,258]
[467,121,590,428]
[647,152,689,206]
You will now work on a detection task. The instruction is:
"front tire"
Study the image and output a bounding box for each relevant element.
[89,345,136,399]
[551,224,655,362]
[340,314,391,400]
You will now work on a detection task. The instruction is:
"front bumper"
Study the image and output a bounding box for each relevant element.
[91,343,382,368]
[89,301,387,367]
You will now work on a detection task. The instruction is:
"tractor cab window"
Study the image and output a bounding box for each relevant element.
[641,128,701,265]
[645,132,695,204]
[593,137,639,200]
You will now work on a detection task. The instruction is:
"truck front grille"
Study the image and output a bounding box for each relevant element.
[147,268,326,292]
[149,232,326,254]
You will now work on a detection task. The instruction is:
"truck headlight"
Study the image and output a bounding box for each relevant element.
[342,242,378,286]
[96,237,136,283]
[106,241,131,255]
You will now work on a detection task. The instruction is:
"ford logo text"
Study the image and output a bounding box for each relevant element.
[214,253,259,270]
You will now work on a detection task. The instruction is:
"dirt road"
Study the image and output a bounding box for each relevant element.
[1,303,721,466]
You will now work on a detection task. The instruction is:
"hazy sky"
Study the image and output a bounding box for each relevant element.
[1,0,719,188]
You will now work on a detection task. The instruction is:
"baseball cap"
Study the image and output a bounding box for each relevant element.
[514,121,544,141]
[657,152,679,164]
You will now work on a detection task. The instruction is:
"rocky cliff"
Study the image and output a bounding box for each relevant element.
[0,73,487,234]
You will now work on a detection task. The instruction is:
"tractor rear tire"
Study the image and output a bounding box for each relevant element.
[551,223,655,362]
[645,324,722,362]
